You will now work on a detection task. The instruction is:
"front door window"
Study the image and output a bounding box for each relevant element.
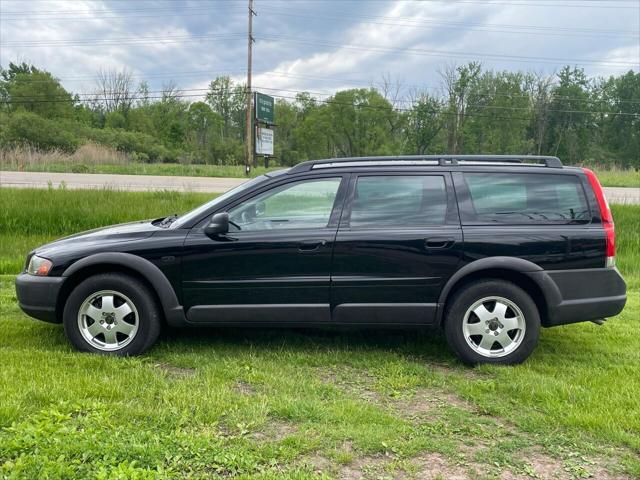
[228,178,342,231]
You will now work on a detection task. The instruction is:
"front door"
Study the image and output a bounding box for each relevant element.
[182,175,347,324]
[331,172,463,325]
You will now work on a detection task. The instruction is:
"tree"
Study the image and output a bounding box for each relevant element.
[3,64,74,119]
[205,76,246,140]
[528,73,554,155]
[546,66,593,163]
[463,70,533,154]
[187,101,223,162]
[95,68,134,114]
[440,62,482,154]
[105,111,127,129]
[597,70,640,168]
[406,92,445,154]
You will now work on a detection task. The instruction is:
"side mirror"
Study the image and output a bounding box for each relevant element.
[204,212,229,237]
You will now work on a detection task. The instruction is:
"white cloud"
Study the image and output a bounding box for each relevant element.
[1,0,637,99]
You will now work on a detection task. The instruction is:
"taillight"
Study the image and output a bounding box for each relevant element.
[583,168,615,267]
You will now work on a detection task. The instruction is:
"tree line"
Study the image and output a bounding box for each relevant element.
[1,61,638,168]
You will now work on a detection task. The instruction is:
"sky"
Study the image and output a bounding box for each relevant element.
[1,0,639,102]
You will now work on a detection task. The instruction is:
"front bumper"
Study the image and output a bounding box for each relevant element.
[15,273,65,323]
[531,267,627,327]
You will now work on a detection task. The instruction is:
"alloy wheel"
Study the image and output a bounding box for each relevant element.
[462,296,526,358]
[77,290,139,351]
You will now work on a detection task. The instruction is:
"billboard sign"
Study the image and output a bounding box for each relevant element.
[255,127,274,156]
[254,92,275,124]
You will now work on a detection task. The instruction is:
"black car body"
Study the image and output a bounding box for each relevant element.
[15,155,627,364]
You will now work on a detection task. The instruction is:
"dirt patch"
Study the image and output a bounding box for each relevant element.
[412,452,474,480]
[250,419,298,442]
[320,368,384,404]
[429,362,486,381]
[318,366,633,480]
[154,362,196,379]
[337,455,391,480]
[393,388,474,420]
[515,448,633,480]
[234,380,255,395]
[320,366,473,419]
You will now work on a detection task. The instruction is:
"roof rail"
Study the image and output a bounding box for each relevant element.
[288,155,563,173]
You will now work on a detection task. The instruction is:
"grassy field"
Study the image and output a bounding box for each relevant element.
[2,162,638,187]
[0,188,639,479]
[0,161,278,178]
[1,146,638,186]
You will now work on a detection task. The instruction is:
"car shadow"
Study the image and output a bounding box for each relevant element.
[158,324,459,365]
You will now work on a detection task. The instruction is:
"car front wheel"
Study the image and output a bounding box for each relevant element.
[444,279,540,365]
[63,273,161,355]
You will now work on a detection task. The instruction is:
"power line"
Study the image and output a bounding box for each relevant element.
[5,67,640,106]
[2,33,246,48]
[1,3,244,15]
[264,9,639,39]
[4,85,639,117]
[0,90,621,123]
[259,70,640,106]
[258,34,639,67]
[3,5,636,40]
[4,30,636,67]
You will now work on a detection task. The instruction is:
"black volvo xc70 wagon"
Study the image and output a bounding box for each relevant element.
[16,155,626,364]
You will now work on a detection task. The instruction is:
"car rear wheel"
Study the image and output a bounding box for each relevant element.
[444,279,540,365]
[63,273,161,355]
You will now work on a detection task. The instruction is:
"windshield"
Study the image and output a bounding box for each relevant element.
[171,175,269,228]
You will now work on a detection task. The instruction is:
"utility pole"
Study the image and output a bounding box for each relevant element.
[244,0,256,175]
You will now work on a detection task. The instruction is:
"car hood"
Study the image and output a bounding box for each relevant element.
[35,219,161,257]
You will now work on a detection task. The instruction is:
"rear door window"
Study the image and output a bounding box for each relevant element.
[347,175,447,228]
[461,173,590,224]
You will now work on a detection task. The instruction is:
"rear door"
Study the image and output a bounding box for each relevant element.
[453,170,600,270]
[331,172,463,325]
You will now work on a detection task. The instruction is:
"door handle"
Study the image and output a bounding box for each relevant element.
[298,240,327,253]
[425,237,455,249]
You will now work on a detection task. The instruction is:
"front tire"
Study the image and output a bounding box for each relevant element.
[63,273,161,356]
[444,279,540,365]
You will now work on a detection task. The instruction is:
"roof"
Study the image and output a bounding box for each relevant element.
[288,155,563,174]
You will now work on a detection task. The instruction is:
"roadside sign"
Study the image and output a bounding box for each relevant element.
[255,127,274,156]
[254,92,275,124]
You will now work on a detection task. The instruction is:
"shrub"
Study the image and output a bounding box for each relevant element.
[3,111,79,152]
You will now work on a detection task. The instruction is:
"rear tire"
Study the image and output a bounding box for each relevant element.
[63,273,161,356]
[444,279,540,365]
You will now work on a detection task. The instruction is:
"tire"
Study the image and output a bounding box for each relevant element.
[63,273,161,356]
[444,279,540,365]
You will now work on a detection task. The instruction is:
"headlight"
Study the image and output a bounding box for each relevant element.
[27,255,53,276]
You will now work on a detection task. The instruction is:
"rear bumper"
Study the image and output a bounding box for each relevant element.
[15,273,65,323]
[530,267,627,327]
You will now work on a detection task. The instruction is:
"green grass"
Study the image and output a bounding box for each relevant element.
[592,167,640,188]
[0,189,639,478]
[0,188,211,275]
[0,161,278,178]
[2,161,638,187]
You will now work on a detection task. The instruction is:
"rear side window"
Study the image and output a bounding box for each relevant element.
[348,175,447,228]
[461,173,590,224]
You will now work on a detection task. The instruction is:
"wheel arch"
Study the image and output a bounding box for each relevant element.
[57,253,186,327]
[436,257,561,327]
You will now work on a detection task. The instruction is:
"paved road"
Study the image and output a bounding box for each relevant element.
[1,170,638,204]
[0,170,245,193]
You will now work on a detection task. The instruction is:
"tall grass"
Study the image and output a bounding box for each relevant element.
[612,204,640,290]
[2,146,638,185]
[592,166,640,189]
[1,188,638,286]
[0,144,130,169]
[0,145,277,177]
[0,188,211,273]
